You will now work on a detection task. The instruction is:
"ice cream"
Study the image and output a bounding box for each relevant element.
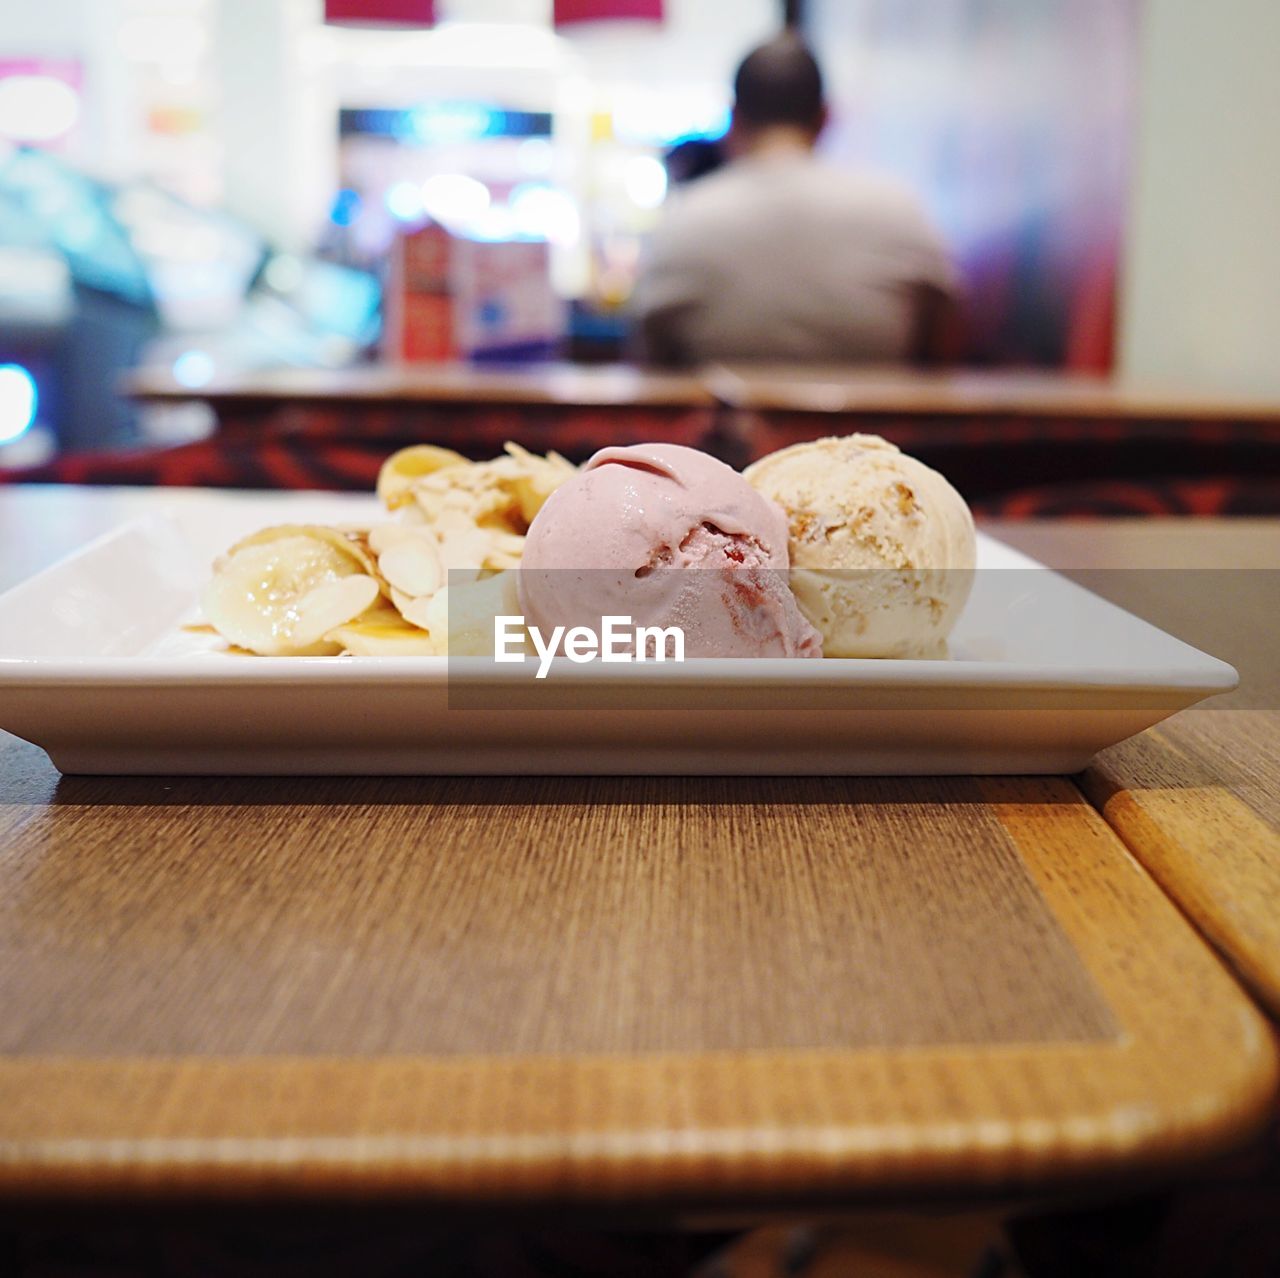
[744,434,975,657]
[202,435,975,664]
[518,443,822,658]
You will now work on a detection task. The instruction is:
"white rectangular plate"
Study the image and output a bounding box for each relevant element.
[0,494,1237,775]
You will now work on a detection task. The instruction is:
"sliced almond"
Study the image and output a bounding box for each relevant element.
[392,588,436,633]
[437,526,496,572]
[422,586,450,640]
[376,444,468,511]
[370,526,445,598]
[504,442,577,524]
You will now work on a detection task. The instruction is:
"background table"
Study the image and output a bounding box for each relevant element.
[0,492,1276,1214]
[129,364,1280,424]
[105,367,1280,517]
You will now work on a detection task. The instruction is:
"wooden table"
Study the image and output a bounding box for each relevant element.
[0,492,1277,1213]
[127,363,714,414]
[121,365,1280,510]
[702,365,1280,421]
[125,363,714,463]
[128,363,1280,423]
[989,520,1280,1022]
[118,365,723,484]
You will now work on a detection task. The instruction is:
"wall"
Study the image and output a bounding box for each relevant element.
[2,0,776,248]
[213,0,335,250]
[806,0,1137,368]
[0,0,226,206]
[0,0,137,180]
[561,0,775,93]
[1118,0,1280,393]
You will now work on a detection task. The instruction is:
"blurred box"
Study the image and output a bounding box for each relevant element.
[450,238,564,362]
[385,225,563,364]
[384,223,455,363]
[402,223,451,292]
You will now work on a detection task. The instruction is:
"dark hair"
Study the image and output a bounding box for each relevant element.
[663,136,726,185]
[732,34,825,129]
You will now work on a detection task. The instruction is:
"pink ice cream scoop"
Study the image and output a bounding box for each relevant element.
[518,443,822,658]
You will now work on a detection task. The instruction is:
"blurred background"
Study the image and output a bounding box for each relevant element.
[0,0,1276,513]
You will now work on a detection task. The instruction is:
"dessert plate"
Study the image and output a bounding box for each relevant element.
[0,494,1236,775]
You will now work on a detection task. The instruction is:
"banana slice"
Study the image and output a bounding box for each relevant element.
[203,527,381,656]
[202,445,575,660]
[228,523,378,576]
[376,445,468,511]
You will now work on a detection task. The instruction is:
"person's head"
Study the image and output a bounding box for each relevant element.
[730,33,827,154]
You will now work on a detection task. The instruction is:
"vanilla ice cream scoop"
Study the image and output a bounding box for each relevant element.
[519,443,821,658]
[744,434,975,657]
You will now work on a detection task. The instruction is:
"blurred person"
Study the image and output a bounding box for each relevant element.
[631,34,957,367]
[663,136,726,187]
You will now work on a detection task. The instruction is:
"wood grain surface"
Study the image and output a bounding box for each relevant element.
[126,363,713,408]
[0,728,1274,1206]
[703,366,1280,420]
[979,519,1280,572]
[0,737,1115,1056]
[126,364,1280,421]
[988,522,1280,1019]
[984,519,1280,712]
[1082,711,1280,1017]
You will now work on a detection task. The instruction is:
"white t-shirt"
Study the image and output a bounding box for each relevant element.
[631,150,956,365]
